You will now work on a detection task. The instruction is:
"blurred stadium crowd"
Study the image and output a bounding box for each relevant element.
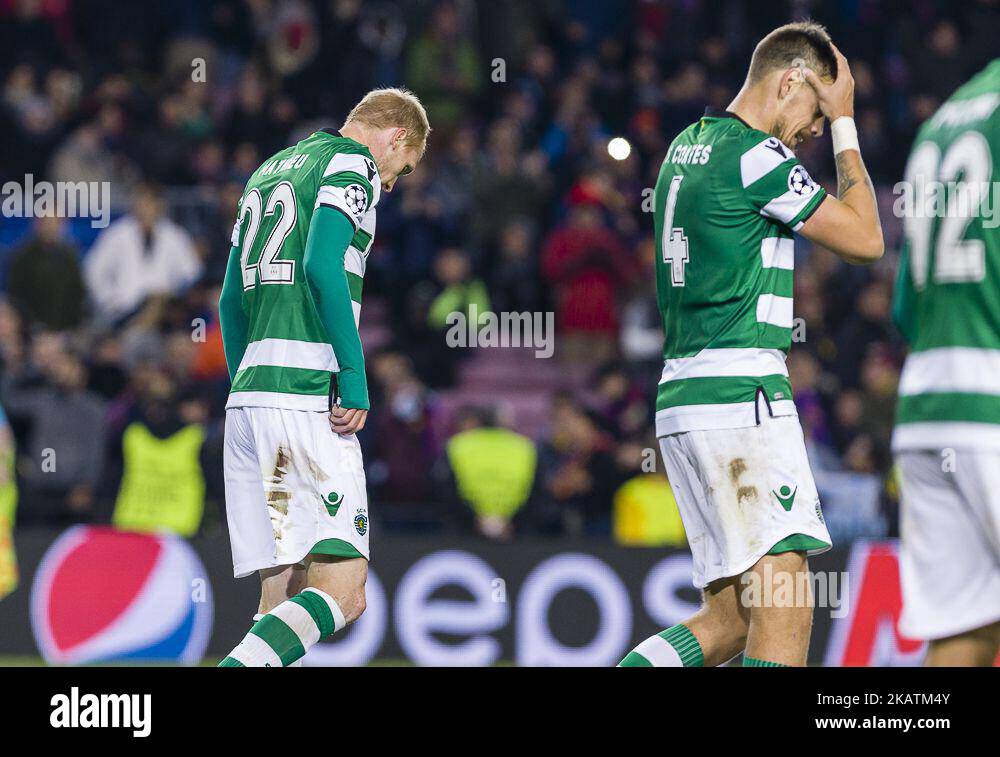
[0,0,997,548]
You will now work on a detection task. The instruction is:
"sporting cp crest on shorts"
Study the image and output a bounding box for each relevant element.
[353,510,368,536]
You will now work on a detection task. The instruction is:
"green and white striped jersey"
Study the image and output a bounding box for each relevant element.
[225,129,381,411]
[653,107,827,436]
[892,59,1000,451]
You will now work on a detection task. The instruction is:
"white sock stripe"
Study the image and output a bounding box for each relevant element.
[634,635,684,667]
[303,587,347,633]
[253,613,264,622]
[232,631,283,667]
[271,600,321,648]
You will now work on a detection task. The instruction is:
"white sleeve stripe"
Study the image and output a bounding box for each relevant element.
[317,185,347,205]
[740,138,795,187]
[760,188,819,224]
[322,152,381,210]
[315,186,359,229]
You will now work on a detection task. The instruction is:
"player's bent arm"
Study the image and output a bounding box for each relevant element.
[303,205,370,411]
[219,245,250,384]
[799,46,883,264]
[799,150,884,264]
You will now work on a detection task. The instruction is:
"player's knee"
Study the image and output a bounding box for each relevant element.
[352,587,367,621]
[341,585,367,625]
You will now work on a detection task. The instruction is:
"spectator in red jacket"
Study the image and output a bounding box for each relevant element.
[541,195,637,363]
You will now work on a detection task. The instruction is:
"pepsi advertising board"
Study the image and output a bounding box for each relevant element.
[28,527,213,665]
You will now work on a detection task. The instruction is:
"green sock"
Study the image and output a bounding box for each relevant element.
[743,656,788,667]
[219,587,346,668]
[619,624,704,667]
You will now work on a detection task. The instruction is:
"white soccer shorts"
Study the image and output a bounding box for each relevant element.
[224,406,370,578]
[658,412,831,589]
[896,449,1000,640]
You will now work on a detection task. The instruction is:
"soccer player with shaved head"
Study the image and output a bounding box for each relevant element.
[620,22,884,668]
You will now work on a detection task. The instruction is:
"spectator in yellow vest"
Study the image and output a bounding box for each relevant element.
[111,375,208,538]
[613,473,687,547]
[439,406,537,541]
[612,438,686,547]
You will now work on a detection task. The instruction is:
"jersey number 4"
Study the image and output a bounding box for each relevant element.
[661,176,689,286]
[903,131,992,289]
[237,181,297,290]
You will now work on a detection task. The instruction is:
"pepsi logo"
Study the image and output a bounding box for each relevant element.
[31,526,213,664]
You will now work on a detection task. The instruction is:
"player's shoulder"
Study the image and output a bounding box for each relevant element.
[678,108,797,188]
[317,135,379,182]
[306,132,381,226]
[737,129,797,190]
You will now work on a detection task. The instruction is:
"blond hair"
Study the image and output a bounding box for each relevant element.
[344,88,430,153]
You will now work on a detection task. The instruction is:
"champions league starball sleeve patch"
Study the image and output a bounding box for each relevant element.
[787,164,819,196]
[343,183,370,221]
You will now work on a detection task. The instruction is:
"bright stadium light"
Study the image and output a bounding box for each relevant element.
[607,136,632,161]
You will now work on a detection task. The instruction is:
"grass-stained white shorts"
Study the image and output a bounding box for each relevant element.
[224,406,369,578]
[658,412,831,589]
[896,449,1000,641]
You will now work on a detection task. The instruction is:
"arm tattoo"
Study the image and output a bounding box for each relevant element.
[835,152,860,198]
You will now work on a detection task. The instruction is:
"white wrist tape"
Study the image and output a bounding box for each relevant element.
[830,116,860,154]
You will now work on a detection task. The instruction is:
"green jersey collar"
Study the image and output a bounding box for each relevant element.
[703,106,753,130]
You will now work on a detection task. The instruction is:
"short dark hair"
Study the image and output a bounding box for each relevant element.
[747,21,837,84]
